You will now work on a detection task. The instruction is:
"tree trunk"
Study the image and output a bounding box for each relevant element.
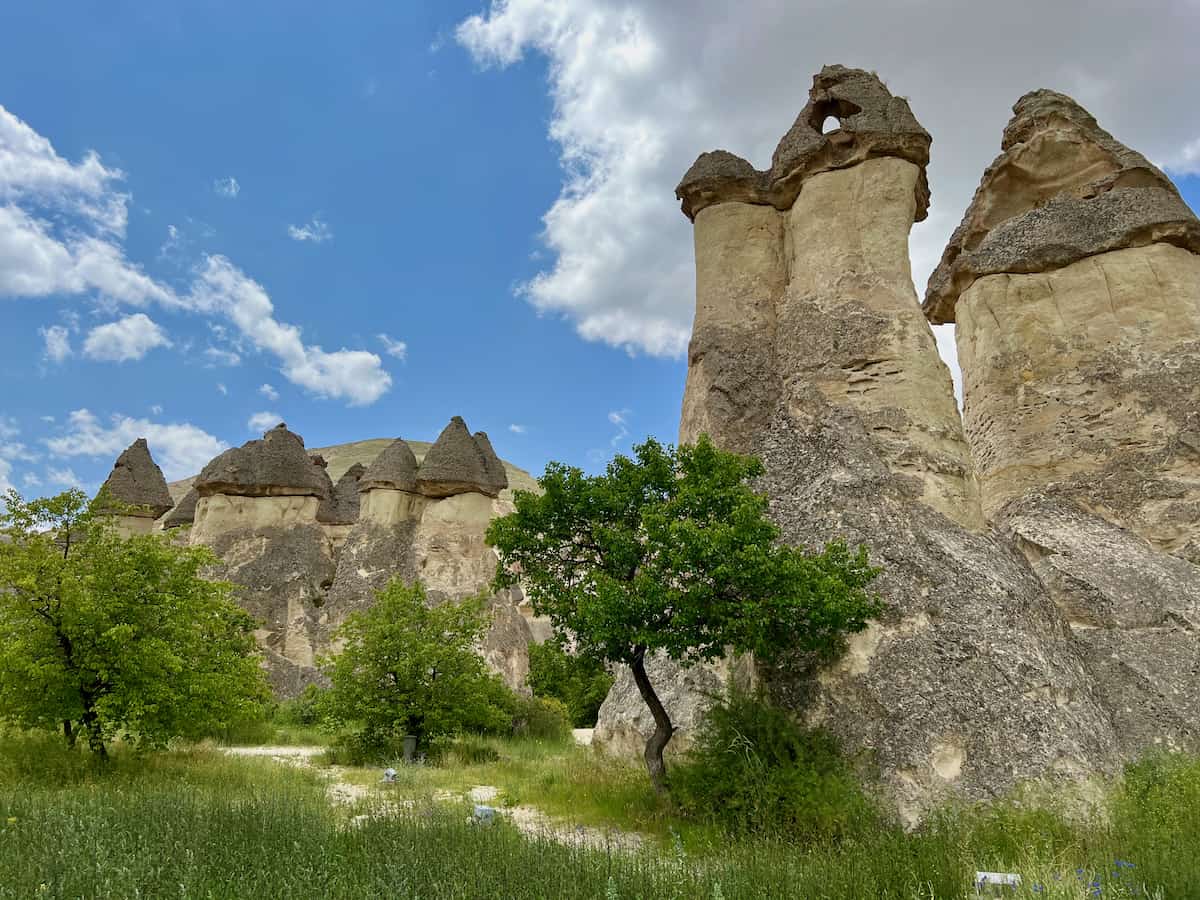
[630,646,674,796]
[63,720,76,749]
[79,691,108,761]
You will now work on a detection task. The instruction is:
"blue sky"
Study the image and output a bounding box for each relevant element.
[0,1,1197,494]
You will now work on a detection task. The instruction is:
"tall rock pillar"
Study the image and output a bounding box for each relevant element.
[598,66,1121,822]
[924,91,1200,754]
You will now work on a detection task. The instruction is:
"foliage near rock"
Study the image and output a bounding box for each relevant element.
[320,579,513,759]
[0,489,269,757]
[487,436,881,794]
[671,686,878,841]
[526,641,614,728]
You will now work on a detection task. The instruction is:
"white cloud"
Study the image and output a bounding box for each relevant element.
[213,176,240,198]
[46,466,84,489]
[187,257,392,406]
[40,324,72,363]
[45,408,229,481]
[0,105,393,406]
[608,408,630,446]
[83,313,172,362]
[377,333,408,361]
[508,423,526,434]
[247,411,283,433]
[0,420,37,496]
[203,346,242,367]
[150,404,163,415]
[287,216,333,243]
[216,382,228,396]
[21,472,41,488]
[258,383,279,402]
[1162,136,1200,176]
[457,0,1200,385]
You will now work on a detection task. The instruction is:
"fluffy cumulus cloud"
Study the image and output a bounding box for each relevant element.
[287,216,333,243]
[258,383,279,402]
[457,0,1200,377]
[247,411,283,433]
[82,313,172,362]
[0,417,36,495]
[0,104,393,405]
[45,408,229,481]
[213,176,240,198]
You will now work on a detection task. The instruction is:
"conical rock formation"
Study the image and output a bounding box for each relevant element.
[97,438,174,520]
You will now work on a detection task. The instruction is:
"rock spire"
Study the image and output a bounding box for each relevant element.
[97,438,173,519]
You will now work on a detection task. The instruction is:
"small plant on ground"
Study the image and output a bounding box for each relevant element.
[487,435,883,794]
[526,640,614,727]
[0,489,269,758]
[671,685,879,841]
[320,579,512,763]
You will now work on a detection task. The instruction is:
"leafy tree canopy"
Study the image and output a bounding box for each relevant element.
[0,489,269,757]
[486,436,882,792]
[320,579,512,755]
[526,640,614,728]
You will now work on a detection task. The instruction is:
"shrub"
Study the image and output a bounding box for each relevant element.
[276,685,327,727]
[511,695,572,741]
[526,641,614,728]
[670,685,878,841]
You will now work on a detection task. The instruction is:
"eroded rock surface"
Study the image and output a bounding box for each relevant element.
[920,90,1200,765]
[598,66,1127,821]
[97,438,174,534]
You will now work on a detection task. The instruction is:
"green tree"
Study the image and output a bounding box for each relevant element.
[486,436,882,794]
[0,489,269,758]
[526,640,614,728]
[320,579,512,756]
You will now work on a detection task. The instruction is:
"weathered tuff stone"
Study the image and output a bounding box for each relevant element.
[997,494,1200,755]
[599,67,1127,822]
[97,438,174,520]
[416,417,496,498]
[161,486,199,529]
[924,90,1200,324]
[473,431,509,497]
[196,424,330,499]
[318,462,363,526]
[358,438,419,493]
[676,65,931,222]
[927,91,1200,562]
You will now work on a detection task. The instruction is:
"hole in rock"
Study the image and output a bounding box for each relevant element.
[821,115,840,134]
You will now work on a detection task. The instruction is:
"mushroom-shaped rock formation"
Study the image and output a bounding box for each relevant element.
[195,423,330,499]
[97,438,174,521]
[597,65,1126,823]
[358,438,419,492]
[415,416,493,498]
[676,64,931,222]
[311,455,339,524]
[473,431,508,497]
[162,487,199,529]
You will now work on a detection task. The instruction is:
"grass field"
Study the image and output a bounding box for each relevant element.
[1,732,1196,899]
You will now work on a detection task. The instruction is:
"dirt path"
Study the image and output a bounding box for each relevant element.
[222,745,645,852]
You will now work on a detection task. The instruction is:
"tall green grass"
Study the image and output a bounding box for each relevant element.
[0,733,1195,899]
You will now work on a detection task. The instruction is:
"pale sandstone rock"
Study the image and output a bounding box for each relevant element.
[598,66,1123,820]
[955,244,1200,555]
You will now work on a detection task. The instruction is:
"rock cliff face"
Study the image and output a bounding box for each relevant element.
[114,420,539,697]
[923,91,1200,756]
[597,66,1153,822]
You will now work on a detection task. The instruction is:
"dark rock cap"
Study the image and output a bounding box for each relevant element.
[473,431,508,496]
[312,455,338,523]
[97,438,174,518]
[319,463,364,525]
[358,438,419,493]
[195,423,330,499]
[676,65,931,221]
[415,416,493,498]
[162,486,199,529]
[923,89,1200,323]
